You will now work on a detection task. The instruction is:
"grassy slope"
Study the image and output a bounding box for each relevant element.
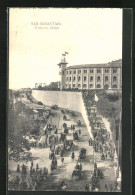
[96,91,122,131]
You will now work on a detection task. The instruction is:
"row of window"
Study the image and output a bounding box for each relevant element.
[66,84,118,89]
[67,76,117,82]
[67,68,117,74]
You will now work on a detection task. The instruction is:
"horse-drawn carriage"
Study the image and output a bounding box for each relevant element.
[72,163,82,178]
[63,140,74,151]
[79,148,86,159]
[61,109,65,114]
[54,145,64,157]
[48,135,54,144]
[51,105,58,109]
[73,132,79,141]
[51,159,57,171]
[46,123,53,131]
[97,169,104,179]
[71,111,75,117]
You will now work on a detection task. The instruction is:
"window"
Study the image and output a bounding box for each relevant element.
[90,76,93,82]
[73,84,75,88]
[84,76,87,81]
[83,84,87,88]
[67,77,68,81]
[105,69,109,73]
[70,71,72,74]
[90,69,93,73]
[78,76,81,81]
[78,84,81,87]
[73,70,76,74]
[67,71,68,74]
[113,69,117,73]
[73,76,76,81]
[84,69,87,73]
[113,76,117,82]
[97,76,100,82]
[90,84,93,88]
[69,84,71,88]
[62,71,64,75]
[96,84,101,88]
[70,77,71,81]
[112,84,117,88]
[105,76,108,82]
[97,69,101,73]
[78,70,81,74]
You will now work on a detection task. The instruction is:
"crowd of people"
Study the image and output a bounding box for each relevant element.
[8,161,49,191]
[82,91,120,192]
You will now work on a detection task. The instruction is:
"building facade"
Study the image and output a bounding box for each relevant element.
[35,83,46,89]
[58,58,122,90]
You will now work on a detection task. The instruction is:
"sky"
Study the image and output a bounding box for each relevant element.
[9,8,122,89]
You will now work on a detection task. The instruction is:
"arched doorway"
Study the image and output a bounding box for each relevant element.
[96,84,101,88]
[89,84,93,88]
[104,84,109,90]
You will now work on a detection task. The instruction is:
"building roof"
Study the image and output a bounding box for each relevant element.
[66,59,122,70]
[18,88,32,92]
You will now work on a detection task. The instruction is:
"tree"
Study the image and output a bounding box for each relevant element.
[14,91,20,98]
[38,86,43,90]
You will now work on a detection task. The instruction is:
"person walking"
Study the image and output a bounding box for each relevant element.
[85,183,89,191]
[105,184,108,192]
[89,138,91,146]
[110,184,113,192]
[70,124,72,130]
[36,163,39,172]
[31,161,33,168]
[61,157,64,164]
[17,164,20,172]
[114,181,118,190]
[30,166,32,177]
[97,184,100,191]
[71,151,75,160]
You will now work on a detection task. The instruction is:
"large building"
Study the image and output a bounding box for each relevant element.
[35,83,46,89]
[58,57,122,90]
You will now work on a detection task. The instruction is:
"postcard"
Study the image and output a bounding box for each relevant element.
[8,8,123,192]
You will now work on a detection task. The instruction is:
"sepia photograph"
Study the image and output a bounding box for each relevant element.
[8,8,122,192]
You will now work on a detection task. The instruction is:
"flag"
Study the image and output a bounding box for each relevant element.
[65,52,69,54]
[62,53,66,56]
